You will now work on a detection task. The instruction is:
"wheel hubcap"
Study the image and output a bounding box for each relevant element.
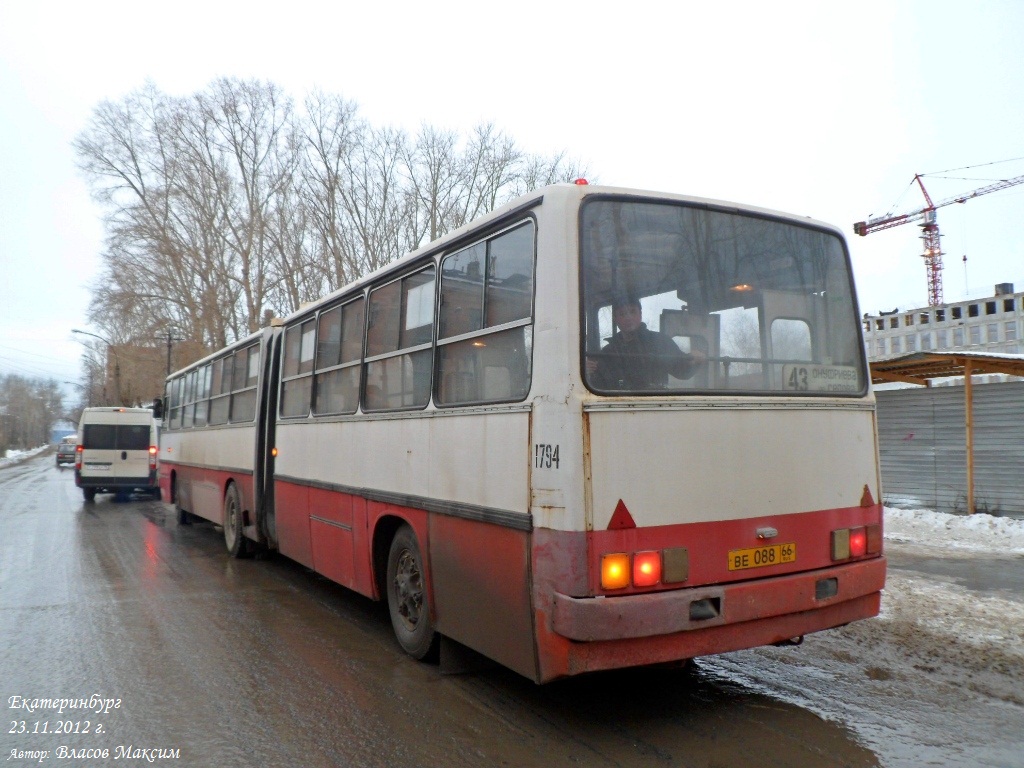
[393,549,423,631]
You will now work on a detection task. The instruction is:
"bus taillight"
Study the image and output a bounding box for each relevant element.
[831,524,881,561]
[632,551,662,587]
[601,548,688,591]
[600,553,630,590]
[849,528,868,557]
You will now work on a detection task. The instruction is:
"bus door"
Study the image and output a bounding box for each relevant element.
[255,328,282,547]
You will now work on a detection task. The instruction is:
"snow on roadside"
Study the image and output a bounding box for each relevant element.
[884,505,1024,554]
[0,446,49,468]
[876,505,1024,706]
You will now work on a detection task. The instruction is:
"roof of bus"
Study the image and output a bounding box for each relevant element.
[165,182,843,380]
[275,182,841,324]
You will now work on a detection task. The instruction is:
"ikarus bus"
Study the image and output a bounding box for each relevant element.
[158,182,885,683]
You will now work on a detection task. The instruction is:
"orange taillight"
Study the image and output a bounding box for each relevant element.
[600,553,630,590]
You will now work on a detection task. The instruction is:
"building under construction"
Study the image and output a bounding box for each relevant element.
[862,282,1023,380]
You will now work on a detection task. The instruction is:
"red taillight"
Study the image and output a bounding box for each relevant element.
[632,551,661,587]
[832,523,881,561]
[149,445,158,469]
[600,547,688,591]
[75,444,83,470]
[849,527,867,557]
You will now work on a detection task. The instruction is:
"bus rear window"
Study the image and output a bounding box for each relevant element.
[580,199,865,396]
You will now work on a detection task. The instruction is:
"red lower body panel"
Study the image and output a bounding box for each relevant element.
[161,462,253,528]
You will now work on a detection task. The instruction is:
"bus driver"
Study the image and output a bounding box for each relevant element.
[586,297,706,390]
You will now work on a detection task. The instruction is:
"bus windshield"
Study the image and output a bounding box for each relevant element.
[581,198,866,395]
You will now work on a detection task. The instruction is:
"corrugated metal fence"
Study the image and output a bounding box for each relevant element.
[876,380,1024,517]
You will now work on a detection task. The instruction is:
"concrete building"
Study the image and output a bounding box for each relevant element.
[862,283,1023,383]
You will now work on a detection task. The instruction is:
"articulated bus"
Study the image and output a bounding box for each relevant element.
[159,182,885,684]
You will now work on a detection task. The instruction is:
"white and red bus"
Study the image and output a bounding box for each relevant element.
[159,182,885,683]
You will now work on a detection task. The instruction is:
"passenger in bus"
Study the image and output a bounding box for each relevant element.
[586,297,705,390]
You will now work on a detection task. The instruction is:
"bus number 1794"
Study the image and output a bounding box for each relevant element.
[534,444,560,469]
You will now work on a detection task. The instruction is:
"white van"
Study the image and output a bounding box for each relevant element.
[76,407,161,502]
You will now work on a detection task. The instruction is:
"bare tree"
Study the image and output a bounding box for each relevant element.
[75,78,590,389]
[0,376,64,452]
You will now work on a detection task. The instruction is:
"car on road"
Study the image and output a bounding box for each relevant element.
[75,407,161,501]
[56,435,78,467]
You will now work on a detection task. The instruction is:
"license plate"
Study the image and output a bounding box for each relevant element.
[728,542,796,571]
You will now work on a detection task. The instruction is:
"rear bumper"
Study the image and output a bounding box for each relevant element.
[75,469,158,490]
[536,556,885,680]
[551,556,886,642]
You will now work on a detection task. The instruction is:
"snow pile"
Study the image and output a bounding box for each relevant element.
[876,505,1024,707]
[884,505,1024,554]
[0,446,49,468]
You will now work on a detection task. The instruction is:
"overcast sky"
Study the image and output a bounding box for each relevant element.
[2,0,1023,390]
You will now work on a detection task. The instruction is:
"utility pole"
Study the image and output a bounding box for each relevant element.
[165,328,183,376]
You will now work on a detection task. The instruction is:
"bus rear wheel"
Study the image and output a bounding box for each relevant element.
[223,483,250,558]
[386,525,438,661]
[173,477,190,525]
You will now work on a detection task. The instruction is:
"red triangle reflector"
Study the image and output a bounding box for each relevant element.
[861,484,875,507]
[607,499,636,530]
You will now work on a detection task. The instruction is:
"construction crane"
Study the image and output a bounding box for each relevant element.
[854,170,1024,307]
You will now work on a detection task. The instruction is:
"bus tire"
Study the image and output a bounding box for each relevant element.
[173,477,190,525]
[223,483,250,558]
[386,525,438,661]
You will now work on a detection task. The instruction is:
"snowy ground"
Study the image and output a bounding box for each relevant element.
[0,446,48,468]
[706,505,1024,767]
[875,506,1024,705]
[886,504,1024,554]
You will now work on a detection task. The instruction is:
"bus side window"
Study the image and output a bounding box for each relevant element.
[436,221,535,406]
[281,322,315,418]
[364,267,435,411]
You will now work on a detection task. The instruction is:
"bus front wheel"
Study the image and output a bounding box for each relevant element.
[386,525,439,661]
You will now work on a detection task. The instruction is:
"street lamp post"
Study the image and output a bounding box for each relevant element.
[63,379,88,400]
[72,329,122,406]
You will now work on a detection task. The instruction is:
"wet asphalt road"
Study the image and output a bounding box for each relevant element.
[2,452,1021,767]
